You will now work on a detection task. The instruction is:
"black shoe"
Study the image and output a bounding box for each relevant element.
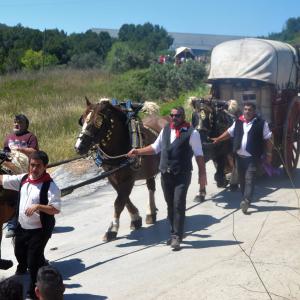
[15,265,27,275]
[240,199,250,214]
[166,238,172,245]
[0,259,13,270]
[170,236,181,251]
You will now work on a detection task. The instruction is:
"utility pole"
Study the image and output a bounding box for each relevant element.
[42,28,46,71]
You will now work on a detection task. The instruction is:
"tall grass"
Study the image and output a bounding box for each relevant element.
[0,68,209,162]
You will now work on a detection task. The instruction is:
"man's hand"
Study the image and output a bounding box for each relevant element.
[127,149,139,158]
[211,137,219,144]
[25,204,39,217]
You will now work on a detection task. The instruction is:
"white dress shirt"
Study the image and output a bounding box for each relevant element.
[227,117,272,157]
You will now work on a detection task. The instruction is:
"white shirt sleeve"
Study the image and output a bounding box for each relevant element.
[189,129,203,156]
[227,121,236,137]
[48,182,62,211]
[2,174,25,191]
[263,121,272,140]
[151,129,164,154]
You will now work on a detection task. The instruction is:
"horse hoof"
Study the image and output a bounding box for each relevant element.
[103,231,117,242]
[130,216,142,230]
[146,213,157,224]
[193,195,205,203]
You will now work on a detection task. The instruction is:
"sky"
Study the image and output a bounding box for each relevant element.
[0,0,299,37]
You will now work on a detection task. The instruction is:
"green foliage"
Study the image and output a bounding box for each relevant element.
[21,49,58,70]
[68,51,103,69]
[0,24,113,73]
[267,17,300,45]
[105,41,153,73]
[145,60,206,101]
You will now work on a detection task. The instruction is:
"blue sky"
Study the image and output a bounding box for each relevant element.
[0,0,299,36]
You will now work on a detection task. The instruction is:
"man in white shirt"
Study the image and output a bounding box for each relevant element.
[212,102,272,214]
[0,151,61,300]
[128,106,206,250]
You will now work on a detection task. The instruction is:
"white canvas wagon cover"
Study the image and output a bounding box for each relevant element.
[208,38,299,89]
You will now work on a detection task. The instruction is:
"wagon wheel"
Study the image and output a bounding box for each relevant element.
[283,96,300,175]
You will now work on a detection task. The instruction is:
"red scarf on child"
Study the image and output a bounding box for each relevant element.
[170,121,191,138]
[24,172,52,185]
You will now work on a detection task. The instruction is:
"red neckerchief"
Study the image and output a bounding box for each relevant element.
[239,115,256,124]
[24,172,52,185]
[170,121,191,138]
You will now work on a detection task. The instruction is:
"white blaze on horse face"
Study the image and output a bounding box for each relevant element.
[75,112,92,149]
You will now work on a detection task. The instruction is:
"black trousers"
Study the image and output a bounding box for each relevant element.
[236,155,257,203]
[15,227,50,296]
[161,172,192,239]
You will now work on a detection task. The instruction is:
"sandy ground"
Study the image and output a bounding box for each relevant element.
[1,158,300,300]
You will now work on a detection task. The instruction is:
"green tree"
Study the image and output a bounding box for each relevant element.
[21,49,58,70]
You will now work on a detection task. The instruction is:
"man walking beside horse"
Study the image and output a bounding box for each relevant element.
[212,102,273,214]
[128,106,207,251]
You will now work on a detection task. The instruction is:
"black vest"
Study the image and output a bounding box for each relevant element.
[233,117,265,158]
[16,175,56,238]
[159,124,193,175]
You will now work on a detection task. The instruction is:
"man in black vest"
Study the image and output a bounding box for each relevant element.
[0,151,61,300]
[128,106,206,250]
[212,102,272,213]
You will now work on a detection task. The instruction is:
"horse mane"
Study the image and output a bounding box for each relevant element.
[141,101,159,115]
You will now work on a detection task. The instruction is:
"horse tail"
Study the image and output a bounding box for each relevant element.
[141,101,160,115]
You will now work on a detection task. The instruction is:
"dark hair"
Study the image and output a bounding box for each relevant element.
[243,102,256,110]
[29,150,49,165]
[172,106,186,118]
[0,278,23,300]
[14,114,29,128]
[36,266,64,300]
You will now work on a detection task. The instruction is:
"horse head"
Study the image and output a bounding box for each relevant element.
[75,98,127,155]
[190,98,214,143]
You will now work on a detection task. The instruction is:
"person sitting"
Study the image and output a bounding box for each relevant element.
[3,114,39,238]
[35,266,65,300]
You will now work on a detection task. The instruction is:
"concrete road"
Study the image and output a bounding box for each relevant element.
[1,159,300,300]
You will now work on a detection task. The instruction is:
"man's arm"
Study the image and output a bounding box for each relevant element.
[265,138,273,164]
[195,155,207,188]
[0,175,3,186]
[25,204,60,217]
[211,130,231,144]
[16,147,37,156]
[127,145,156,157]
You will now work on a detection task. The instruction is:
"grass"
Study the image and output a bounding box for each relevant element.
[0,68,209,163]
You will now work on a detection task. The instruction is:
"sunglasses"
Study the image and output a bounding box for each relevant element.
[170,113,182,118]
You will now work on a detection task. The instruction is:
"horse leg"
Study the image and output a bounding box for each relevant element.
[214,155,228,188]
[103,192,126,242]
[145,177,157,224]
[0,221,13,270]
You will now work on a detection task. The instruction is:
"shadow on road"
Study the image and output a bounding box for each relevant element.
[209,170,300,213]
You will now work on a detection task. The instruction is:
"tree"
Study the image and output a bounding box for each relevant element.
[21,49,58,70]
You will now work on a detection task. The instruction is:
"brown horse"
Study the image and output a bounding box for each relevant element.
[0,153,17,269]
[75,99,167,241]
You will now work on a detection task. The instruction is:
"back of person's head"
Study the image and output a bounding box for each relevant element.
[0,277,23,300]
[29,150,49,166]
[35,266,64,300]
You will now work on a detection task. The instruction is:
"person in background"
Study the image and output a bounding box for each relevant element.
[3,114,39,238]
[128,106,207,250]
[35,266,65,300]
[0,151,61,300]
[0,277,23,300]
[212,102,272,213]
